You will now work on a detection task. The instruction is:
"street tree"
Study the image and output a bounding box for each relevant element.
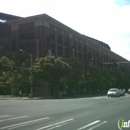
[87,66,103,94]
[87,66,113,94]
[0,56,31,95]
[65,58,83,94]
[0,56,15,95]
[33,56,71,96]
[100,68,114,92]
[114,70,129,90]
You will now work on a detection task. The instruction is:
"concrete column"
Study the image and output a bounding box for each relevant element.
[69,34,72,57]
[62,31,65,58]
[54,27,58,57]
[35,20,46,57]
[11,24,20,65]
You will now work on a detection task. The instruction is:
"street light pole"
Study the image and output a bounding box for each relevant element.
[20,49,33,98]
[30,54,33,96]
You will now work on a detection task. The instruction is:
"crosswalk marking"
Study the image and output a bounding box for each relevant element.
[0,115,13,118]
[46,122,70,130]
[77,120,100,130]
[87,121,108,130]
[35,118,74,130]
[0,116,28,122]
[0,114,108,130]
[0,117,50,130]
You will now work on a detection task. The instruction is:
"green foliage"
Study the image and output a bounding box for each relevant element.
[114,71,129,89]
[0,56,31,95]
[87,66,114,91]
[0,55,130,96]
[100,68,115,90]
[0,71,12,86]
[34,56,71,86]
[88,66,102,88]
[0,56,15,89]
[64,58,83,88]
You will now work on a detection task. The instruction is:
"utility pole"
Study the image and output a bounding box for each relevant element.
[20,49,33,98]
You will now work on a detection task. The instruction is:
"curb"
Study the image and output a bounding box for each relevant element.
[0,95,108,100]
[0,97,41,100]
[0,98,32,100]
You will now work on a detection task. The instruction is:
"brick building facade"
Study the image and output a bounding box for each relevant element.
[0,13,129,96]
[0,12,22,59]
[8,14,128,69]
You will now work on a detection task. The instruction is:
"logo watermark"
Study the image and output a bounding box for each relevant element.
[118,118,130,130]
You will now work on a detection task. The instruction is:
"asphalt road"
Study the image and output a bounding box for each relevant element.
[0,94,130,130]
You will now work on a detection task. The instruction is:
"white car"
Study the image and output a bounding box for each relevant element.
[119,89,123,96]
[128,88,130,94]
[122,89,125,96]
[119,89,125,96]
[107,88,120,97]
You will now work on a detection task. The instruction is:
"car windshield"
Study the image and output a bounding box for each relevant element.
[109,89,117,91]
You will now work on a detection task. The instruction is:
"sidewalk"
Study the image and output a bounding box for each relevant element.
[0,94,107,100]
[0,95,43,100]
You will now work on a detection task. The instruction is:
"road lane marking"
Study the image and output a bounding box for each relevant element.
[46,122,71,130]
[46,120,75,130]
[0,117,50,130]
[35,118,74,130]
[8,118,53,130]
[77,120,100,130]
[0,115,13,118]
[0,116,28,122]
[91,97,104,99]
[86,96,107,99]
[87,121,108,130]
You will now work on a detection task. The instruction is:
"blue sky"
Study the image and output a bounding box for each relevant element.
[115,0,130,6]
[0,0,130,60]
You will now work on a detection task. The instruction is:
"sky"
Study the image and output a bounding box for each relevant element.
[0,0,130,60]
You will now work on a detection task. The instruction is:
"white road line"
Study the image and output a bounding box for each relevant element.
[46,120,75,130]
[35,118,74,130]
[93,97,106,99]
[46,122,69,130]
[87,121,108,130]
[0,117,50,130]
[77,120,100,130]
[0,115,13,118]
[0,116,28,122]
